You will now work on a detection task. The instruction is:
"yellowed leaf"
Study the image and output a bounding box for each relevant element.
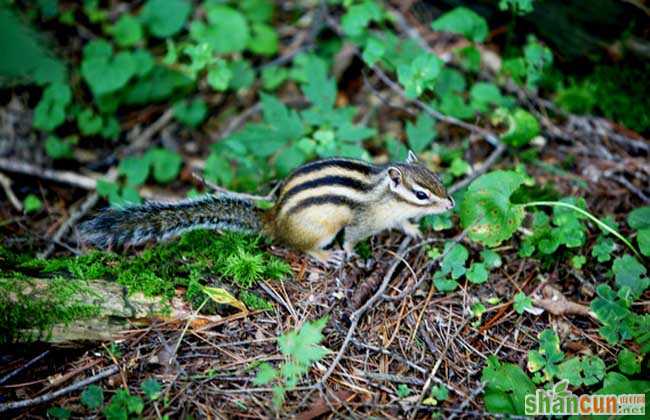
[202,286,248,313]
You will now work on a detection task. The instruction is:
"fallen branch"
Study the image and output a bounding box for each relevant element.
[0,365,119,413]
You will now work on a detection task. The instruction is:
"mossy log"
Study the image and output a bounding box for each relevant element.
[1,277,222,343]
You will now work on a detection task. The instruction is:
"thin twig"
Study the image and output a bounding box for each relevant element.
[0,351,50,386]
[0,157,97,190]
[0,172,22,211]
[0,365,119,413]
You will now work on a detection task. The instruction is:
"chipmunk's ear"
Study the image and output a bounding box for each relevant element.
[388,167,402,190]
[406,150,418,164]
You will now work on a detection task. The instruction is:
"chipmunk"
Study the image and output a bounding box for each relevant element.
[80,151,454,263]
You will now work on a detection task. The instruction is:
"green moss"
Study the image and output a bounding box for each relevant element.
[0,276,100,343]
[239,290,273,311]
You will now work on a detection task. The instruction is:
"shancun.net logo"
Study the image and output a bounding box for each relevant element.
[525,380,645,416]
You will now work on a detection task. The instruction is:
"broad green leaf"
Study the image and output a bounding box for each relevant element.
[612,255,649,299]
[336,123,375,143]
[248,23,278,55]
[449,157,471,177]
[44,135,73,159]
[228,60,255,90]
[460,171,526,247]
[33,82,71,131]
[77,108,103,136]
[278,316,330,368]
[81,42,136,96]
[24,194,43,213]
[469,82,505,112]
[617,348,641,375]
[146,148,182,184]
[192,5,249,54]
[47,407,71,419]
[131,49,154,77]
[481,357,535,415]
[439,93,474,120]
[140,0,190,38]
[241,0,274,23]
[110,14,142,47]
[118,156,150,186]
[397,53,443,98]
[203,286,248,313]
[80,384,104,410]
[362,37,385,65]
[628,206,650,230]
[513,291,532,314]
[206,59,233,91]
[494,108,540,147]
[173,98,207,128]
[439,242,468,279]
[140,378,161,401]
[301,56,336,111]
[434,68,466,97]
[123,66,193,105]
[431,7,488,43]
[254,362,279,385]
[406,113,436,153]
[261,93,303,143]
[480,249,502,269]
[466,262,488,284]
[638,229,650,256]
[261,65,288,90]
[341,0,382,36]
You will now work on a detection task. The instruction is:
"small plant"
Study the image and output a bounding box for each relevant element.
[253,316,330,407]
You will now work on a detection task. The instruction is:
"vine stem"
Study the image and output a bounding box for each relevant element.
[523,201,641,258]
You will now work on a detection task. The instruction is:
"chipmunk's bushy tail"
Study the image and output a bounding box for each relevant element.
[79,195,263,249]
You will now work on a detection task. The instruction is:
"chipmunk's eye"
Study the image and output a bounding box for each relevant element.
[414,190,429,200]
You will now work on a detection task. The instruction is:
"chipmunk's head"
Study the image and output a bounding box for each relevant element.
[386,151,455,215]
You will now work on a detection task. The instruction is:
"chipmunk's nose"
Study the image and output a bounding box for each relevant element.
[446,196,455,210]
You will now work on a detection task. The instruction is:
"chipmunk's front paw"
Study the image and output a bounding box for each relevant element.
[307,249,349,269]
[400,221,423,239]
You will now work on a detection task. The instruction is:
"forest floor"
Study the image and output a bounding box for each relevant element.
[1,1,649,418]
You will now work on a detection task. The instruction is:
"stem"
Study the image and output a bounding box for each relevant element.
[523,201,641,258]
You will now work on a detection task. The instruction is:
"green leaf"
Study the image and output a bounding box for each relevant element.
[81,40,136,96]
[248,23,278,55]
[241,0,274,23]
[457,45,481,72]
[131,49,155,78]
[557,356,605,386]
[628,206,650,230]
[449,157,471,177]
[460,170,526,246]
[434,68,466,97]
[123,66,193,105]
[118,156,150,186]
[439,93,474,120]
[431,7,488,43]
[110,14,142,47]
[254,362,279,385]
[439,242,468,280]
[481,356,535,415]
[47,407,71,419]
[140,378,162,401]
[279,316,329,365]
[228,60,255,91]
[638,229,650,256]
[396,383,411,398]
[341,0,382,36]
[140,0,190,38]
[206,59,233,91]
[146,148,183,184]
[33,82,71,131]
[433,276,459,292]
[570,255,586,269]
[77,108,103,136]
[301,56,336,111]
[362,37,385,65]
[612,255,649,300]
[480,249,502,269]
[406,114,436,153]
[494,108,540,147]
[261,93,304,144]
[44,135,73,159]
[513,291,532,314]
[261,65,288,90]
[81,385,104,410]
[397,53,443,98]
[592,236,615,263]
[24,194,43,214]
[466,262,488,284]
[469,82,505,112]
[173,98,207,128]
[191,5,249,54]
[618,348,641,375]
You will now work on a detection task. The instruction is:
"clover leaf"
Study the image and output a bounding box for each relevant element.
[406,113,436,153]
[431,7,488,43]
[467,262,488,284]
[45,135,73,159]
[33,82,71,131]
[81,40,136,96]
[140,0,190,38]
[612,255,649,300]
[460,170,526,247]
[173,98,207,128]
